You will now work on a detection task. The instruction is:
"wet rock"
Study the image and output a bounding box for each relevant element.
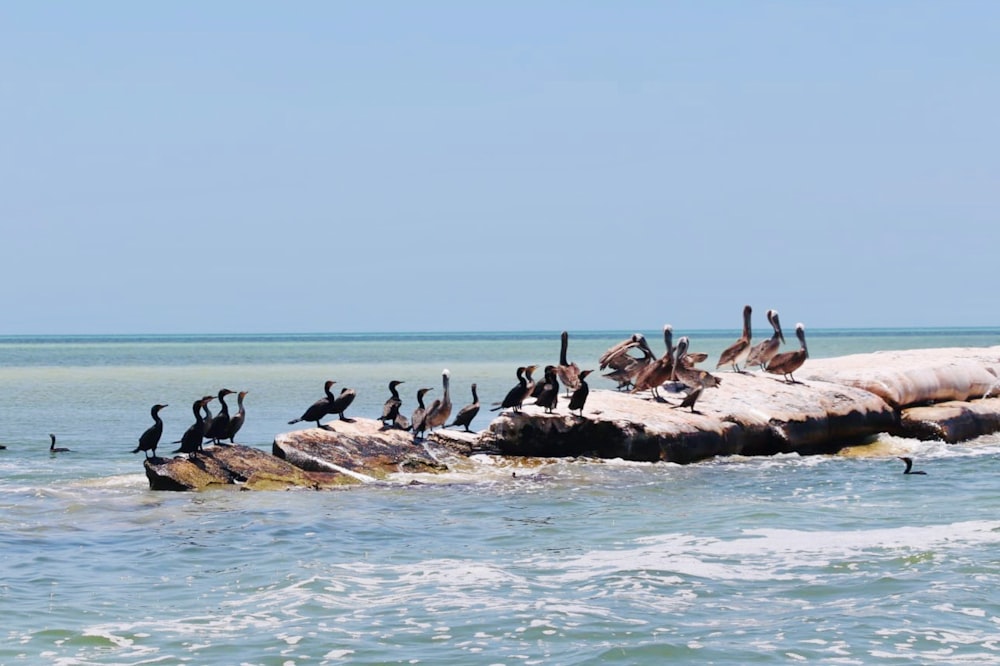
[143,445,346,491]
[273,417,452,480]
[899,397,1000,443]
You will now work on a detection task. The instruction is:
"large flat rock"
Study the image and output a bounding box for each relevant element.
[804,346,1000,408]
[480,373,897,463]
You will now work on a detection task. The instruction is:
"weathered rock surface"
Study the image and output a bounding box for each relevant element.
[900,397,1000,443]
[804,346,1000,408]
[480,373,897,463]
[272,417,456,480]
[143,445,346,491]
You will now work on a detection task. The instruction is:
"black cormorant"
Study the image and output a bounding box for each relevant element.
[328,387,356,422]
[380,380,405,427]
[226,391,248,444]
[567,369,593,417]
[205,388,236,445]
[174,396,211,454]
[899,456,927,475]
[133,404,167,459]
[49,433,70,453]
[447,383,480,432]
[410,387,433,439]
[288,380,336,429]
[533,366,560,413]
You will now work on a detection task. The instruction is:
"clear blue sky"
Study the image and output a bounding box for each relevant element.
[2,2,997,334]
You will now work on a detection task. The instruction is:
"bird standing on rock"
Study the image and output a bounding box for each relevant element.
[288,380,336,429]
[133,404,167,459]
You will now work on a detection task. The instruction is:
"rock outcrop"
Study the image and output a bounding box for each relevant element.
[141,346,1000,490]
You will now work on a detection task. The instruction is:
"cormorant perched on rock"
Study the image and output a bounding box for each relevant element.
[533,366,560,413]
[765,323,808,383]
[447,383,480,432]
[555,331,581,396]
[174,396,212,454]
[328,386,357,422]
[567,369,593,417]
[532,365,555,399]
[133,404,167,459]
[425,369,453,432]
[226,391,248,444]
[717,305,753,373]
[204,388,236,445]
[379,380,405,427]
[200,395,216,438]
[491,365,537,413]
[899,456,927,475]
[672,337,721,413]
[49,433,70,453]
[410,387,433,439]
[288,380,336,429]
[632,325,675,400]
[745,309,785,371]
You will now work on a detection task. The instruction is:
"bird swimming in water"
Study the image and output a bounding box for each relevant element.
[205,388,236,445]
[717,305,753,373]
[379,380,405,428]
[174,396,212,454]
[288,380,336,429]
[765,323,808,383]
[745,309,785,371]
[410,387,433,440]
[424,369,453,432]
[49,433,70,453]
[567,369,593,417]
[555,331,581,396]
[226,391,248,444]
[447,383,480,432]
[328,386,357,422]
[898,456,927,475]
[133,404,167,459]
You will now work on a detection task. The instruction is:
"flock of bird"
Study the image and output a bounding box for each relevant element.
[26,305,923,475]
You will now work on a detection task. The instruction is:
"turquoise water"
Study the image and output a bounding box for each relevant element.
[2,329,1000,664]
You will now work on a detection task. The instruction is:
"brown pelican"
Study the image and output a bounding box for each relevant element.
[49,433,70,453]
[602,335,657,390]
[447,383,480,432]
[567,369,593,417]
[133,404,167,459]
[672,337,721,413]
[555,331,581,396]
[328,387,357,422]
[632,325,675,400]
[898,456,927,475]
[226,391,248,444]
[745,309,785,371]
[716,305,753,373]
[205,389,236,445]
[379,380,405,427]
[765,323,808,383]
[410,387,433,439]
[424,369,453,431]
[532,366,560,413]
[174,396,212,454]
[288,380,336,429]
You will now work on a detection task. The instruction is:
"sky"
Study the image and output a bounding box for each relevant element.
[1,2,998,334]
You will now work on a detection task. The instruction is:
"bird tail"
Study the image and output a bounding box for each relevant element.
[131,446,141,454]
[288,418,300,425]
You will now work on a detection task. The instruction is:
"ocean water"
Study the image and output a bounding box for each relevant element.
[2,328,1000,665]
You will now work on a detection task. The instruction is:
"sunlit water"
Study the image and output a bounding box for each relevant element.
[2,328,1000,664]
